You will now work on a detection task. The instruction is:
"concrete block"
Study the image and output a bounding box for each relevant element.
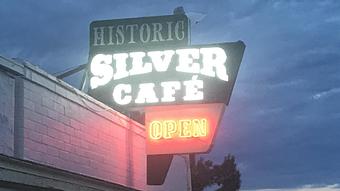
[24,130,43,143]
[47,127,63,139]
[31,72,56,92]
[47,109,58,120]
[24,87,42,104]
[58,114,71,126]
[24,108,43,124]
[46,145,59,157]
[24,148,45,163]
[42,97,55,110]
[23,98,35,111]
[24,139,47,154]
[34,104,48,116]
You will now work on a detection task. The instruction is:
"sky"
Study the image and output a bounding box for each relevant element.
[1,0,340,190]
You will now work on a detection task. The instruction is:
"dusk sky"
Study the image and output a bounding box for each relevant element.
[1,0,340,190]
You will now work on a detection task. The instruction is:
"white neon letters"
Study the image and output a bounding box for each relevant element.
[175,48,200,74]
[110,79,203,105]
[148,50,175,72]
[112,53,129,80]
[129,52,152,75]
[90,54,113,89]
[183,75,203,101]
[135,83,159,104]
[90,47,228,105]
[200,47,228,81]
[161,81,181,102]
[112,84,132,105]
[90,47,228,83]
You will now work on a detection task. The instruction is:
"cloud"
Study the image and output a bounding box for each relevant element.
[312,88,340,100]
[244,184,340,191]
[325,14,340,23]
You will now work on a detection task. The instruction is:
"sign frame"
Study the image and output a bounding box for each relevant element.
[89,14,189,56]
[145,103,226,155]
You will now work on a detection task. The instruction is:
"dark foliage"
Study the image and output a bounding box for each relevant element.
[191,154,241,191]
[213,154,241,191]
[191,158,214,190]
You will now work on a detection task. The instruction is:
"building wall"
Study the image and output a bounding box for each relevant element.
[0,70,15,156]
[0,57,146,190]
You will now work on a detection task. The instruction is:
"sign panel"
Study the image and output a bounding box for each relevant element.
[88,41,245,112]
[145,103,225,155]
[147,154,173,185]
[89,14,189,56]
[88,14,190,116]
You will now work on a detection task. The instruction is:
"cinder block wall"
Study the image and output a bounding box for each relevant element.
[0,57,146,190]
[0,69,15,156]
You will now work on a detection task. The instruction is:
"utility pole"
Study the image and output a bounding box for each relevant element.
[189,154,195,191]
[184,155,192,191]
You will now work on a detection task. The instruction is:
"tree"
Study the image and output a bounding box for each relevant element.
[191,158,214,191]
[191,154,241,191]
[213,154,241,191]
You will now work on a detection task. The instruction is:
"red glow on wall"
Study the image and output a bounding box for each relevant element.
[145,103,225,155]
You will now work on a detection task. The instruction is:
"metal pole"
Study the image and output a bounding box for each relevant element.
[80,69,88,91]
[189,154,196,191]
[55,63,87,79]
[185,155,192,191]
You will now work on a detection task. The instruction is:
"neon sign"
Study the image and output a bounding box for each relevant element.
[146,104,225,155]
[88,42,245,108]
[89,47,228,105]
[89,15,189,51]
[90,47,228,86]
[149,118,208,140]
[87,15,245,185]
